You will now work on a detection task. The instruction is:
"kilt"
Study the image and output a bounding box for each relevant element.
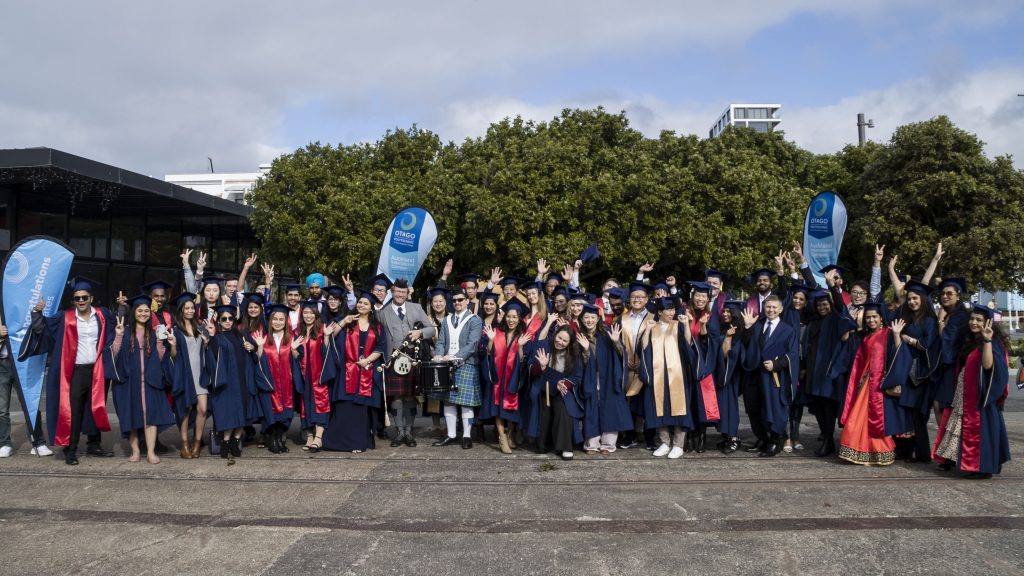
[446,364,481,407]
[384,366,418,398]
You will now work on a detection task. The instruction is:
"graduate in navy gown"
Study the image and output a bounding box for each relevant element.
[802,286,858,457]
[481,300,531,455]
[780,283,810,453]
[20,277,119,465]
[578,303,632,454]
[680,282,720,453]
[167,292,208,459]
[638,297,696,460]
[322,291,384,453]
[888,280,941,462]
[110,295,177,464]
[294,300,340,451]
[525,325,584,460]
[932,305,1011,479]
[204,304,273,460]
[254,304,302,454]
[715,302,747,454]
[739,295,799,457]
[933,277,970,413]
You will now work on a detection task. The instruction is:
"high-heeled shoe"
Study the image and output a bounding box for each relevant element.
[308,432,323,453]
[498,433,512,455]
[189,439,202,459]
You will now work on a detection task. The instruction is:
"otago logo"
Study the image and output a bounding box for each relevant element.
[813,198,829,218]
[399,212,418,231]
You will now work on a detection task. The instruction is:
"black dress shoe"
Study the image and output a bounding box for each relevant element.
[432,436,459,447]
[377,428,389,439]
[695,433,706,453]
[617,440,638,450]
[391,436,404,447]
[220,442,230,459]
[644,441,658,451]
[721,439,740,454]
[758,443,778,457]
[938,460,954,471]
[64,449,79,466]
[965,472,992,480]
[404,435,417,448]
[745,441,764,453]
[230,438,242,457]
[461,438,473,449]
[86,446,114,457]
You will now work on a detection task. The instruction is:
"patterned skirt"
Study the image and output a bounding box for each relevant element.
[383,367,418,398]
[445,364,481,407]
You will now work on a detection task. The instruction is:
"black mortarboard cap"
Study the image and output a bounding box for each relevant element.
[141,280,173,294]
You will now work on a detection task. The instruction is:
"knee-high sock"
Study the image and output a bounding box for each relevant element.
[460,407,474,438]
[443,404,458,439]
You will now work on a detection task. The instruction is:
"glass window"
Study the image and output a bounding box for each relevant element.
[734,108,745,119]
[0,187,10,250]
[111,217,144,262]
[106,264,144,307]
[17,189,65,241]
[69,216,109,259]
[146,217,182,267]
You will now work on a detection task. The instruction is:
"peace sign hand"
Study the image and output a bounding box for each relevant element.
[981,318,994,341]
[115,316,125,337]
[180,248,193,266]
[342,274,353,291]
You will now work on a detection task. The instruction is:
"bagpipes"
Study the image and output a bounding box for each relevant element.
[377,321,425,376]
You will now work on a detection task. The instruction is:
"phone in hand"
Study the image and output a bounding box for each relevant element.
[155,324,168,340]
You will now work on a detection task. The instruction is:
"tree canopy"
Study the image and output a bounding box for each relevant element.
[247,110,1024,294]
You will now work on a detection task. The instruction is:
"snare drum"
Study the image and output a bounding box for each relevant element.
[421,361,454,395]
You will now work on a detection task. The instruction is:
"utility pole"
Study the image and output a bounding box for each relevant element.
[857,113,874,146]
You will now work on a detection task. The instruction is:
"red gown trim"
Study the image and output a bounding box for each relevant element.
[56,309,111,447]
[344,326,376,398]
[492,330,520,411]
[302,336,331,413]
[690,312,720,421]
[265,338,294,414]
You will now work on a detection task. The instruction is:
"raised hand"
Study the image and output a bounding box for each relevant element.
[251,331,267,348]
[666,276,676,288]
[824,269,838,287]
[561,263,574,280]
[496,309,505,324]
[740,308,758,329]
[609,324,621,342]
[195,251,207,272]
[116,291,127,307]
[890,318,905,337]
[677,312,691,326]
[573,259,583,270]
[536,258,549,277]
[638,262,655,275]
[244,253,258,268]
[490,267,503,285]
[874,244,885,265]
[442,258,454,278]
[115,316,125,337]
[291,335,305,350]
[699,313,710,325]
[982,318,994,341]
[33,298,45,313]
[783,251,796,272]
[180,248,193,266]
[483,324,496,341]
[204,320,216,337]
[791,240,805,263]
[324,322,340,337]
[774,249,786,271]
[726,325,737,337]
[342,274,353,292]
[643,317,657,331]
[888,255,898,272]
[933,241,944,262]
[575,332,590,351]
[534,348,550,369]
[165,330,177,348]
[517,333,532,347]
[556,316,569,327]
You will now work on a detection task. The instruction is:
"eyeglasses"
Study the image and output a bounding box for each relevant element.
[940,291,958,297]
[850,290,867,296]
[218,316,234,322]
[72,295,90,302]
[452,297,467,302]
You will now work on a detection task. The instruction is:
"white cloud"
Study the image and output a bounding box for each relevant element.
[782,67,1024,163]
[0,0,1017,175]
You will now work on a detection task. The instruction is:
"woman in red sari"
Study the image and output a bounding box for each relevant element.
[932,305,1011,479]
[838,303,906,466]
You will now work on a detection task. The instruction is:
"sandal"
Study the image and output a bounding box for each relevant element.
[302,431,313,451]
[308,433,323,453]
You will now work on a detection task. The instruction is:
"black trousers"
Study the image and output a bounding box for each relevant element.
[810,397,838,444]
[911,409,931,460]
[68,364,95,451]
[742,378,768,443]
[537,397,574,453]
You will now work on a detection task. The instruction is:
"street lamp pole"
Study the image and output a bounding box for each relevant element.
[857,113,874,146]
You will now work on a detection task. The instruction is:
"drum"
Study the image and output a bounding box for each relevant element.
[421,361,454,395]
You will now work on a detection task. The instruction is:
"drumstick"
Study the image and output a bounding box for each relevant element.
[381,360,391,427]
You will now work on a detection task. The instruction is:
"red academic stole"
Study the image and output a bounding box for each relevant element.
[948,347,1008,472]
[266,337,294,414]
[302,336,330,414]
[492,330,519,411]
[344,326,376,398]
[524,313,543,340]
[56,309,111,446]
[690,311,720,421]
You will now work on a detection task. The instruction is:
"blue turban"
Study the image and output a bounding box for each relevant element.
[305,272,325,288]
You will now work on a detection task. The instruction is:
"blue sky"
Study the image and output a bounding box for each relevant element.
[2,1,1022,175]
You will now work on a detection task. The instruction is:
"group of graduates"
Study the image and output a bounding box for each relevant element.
[8,241,1015,479]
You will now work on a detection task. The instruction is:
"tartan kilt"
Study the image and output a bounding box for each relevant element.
[445,364,481,407]
[383,367,418,398]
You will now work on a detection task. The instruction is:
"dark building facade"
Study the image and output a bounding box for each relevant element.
[0,147,256,306]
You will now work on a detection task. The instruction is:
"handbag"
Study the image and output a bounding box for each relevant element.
[884,385,902,398]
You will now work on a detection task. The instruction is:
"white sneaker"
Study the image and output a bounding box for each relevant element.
[653,443,671,457]
[667,446,685,459]
[561,451,573,460]
[0,446,12,458]
[31,445,54,456]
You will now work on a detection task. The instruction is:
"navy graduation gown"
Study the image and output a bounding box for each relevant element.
[169,327,204,420]
[898,315,940,416]
[111,330,177,437]
[878,336,914,436]
[742,319,800,436]
[934,308,969,407]
[524,340,585,442]
[205,331,272,431]
[638,321,696,430]
[580,332,632,439]
[715,334,745,437]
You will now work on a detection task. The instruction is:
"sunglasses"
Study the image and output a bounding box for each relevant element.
[452,297,467,302]
[219,316,234,322]
[72,295,91,302]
